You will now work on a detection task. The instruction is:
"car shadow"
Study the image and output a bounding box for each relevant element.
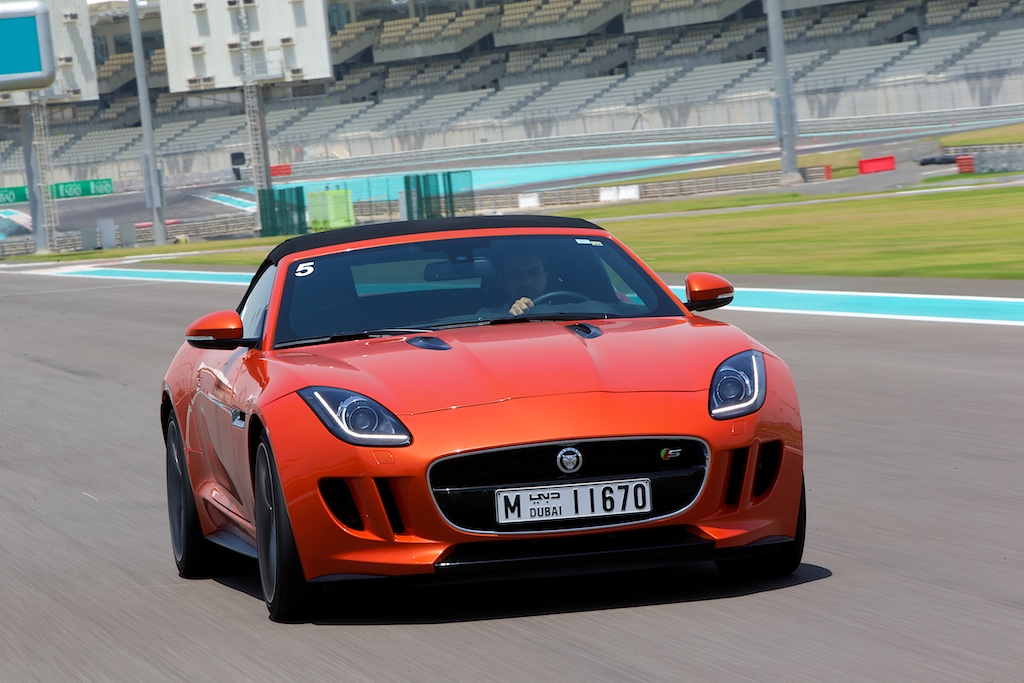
[215,561,831,625]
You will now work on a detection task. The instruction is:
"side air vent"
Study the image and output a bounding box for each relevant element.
[319,478,364,530]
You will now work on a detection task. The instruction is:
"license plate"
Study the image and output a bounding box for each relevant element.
[495,478,652,525]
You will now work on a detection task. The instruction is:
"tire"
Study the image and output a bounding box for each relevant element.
[166,412,218,578]
[254,433,311,621]
[716,482,806,580]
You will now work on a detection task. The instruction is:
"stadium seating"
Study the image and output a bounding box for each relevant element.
[4,0,1023,185]
[148,49,168,78]
[272,102,372,144]
[509,75,625,120]
[942,27,1024,75]
[389,90,493,132]
[872,32,986,82]
[647,61,760,106]
[797,43,912,91]
[455,83,549,123]
[724,51,829,97]
[583,67,682,110]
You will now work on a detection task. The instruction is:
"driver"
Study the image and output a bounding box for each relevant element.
[499,251,548,316]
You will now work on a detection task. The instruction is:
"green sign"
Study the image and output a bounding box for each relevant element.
[0,186,29,205]
[49,179,115,200]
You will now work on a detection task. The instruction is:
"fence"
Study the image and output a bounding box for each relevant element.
[258,187,307,237]
[402,171,475,220]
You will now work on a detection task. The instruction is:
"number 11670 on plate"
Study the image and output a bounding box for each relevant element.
[496,478,652,524]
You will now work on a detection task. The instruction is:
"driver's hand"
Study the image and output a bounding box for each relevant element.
[509,297,535,316]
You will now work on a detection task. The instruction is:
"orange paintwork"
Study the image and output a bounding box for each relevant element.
[162,222,803,583]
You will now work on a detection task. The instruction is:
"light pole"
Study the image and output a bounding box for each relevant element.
[128,0,166,244]
[765,0,803,185]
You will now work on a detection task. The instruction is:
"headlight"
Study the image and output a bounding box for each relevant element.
[298,387,411,446]
[709,350,766,419]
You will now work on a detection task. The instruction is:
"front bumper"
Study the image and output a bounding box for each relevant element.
[262,385,803,583]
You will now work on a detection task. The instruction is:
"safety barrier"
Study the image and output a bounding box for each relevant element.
[955,156,975,174]
[859,156,896,174]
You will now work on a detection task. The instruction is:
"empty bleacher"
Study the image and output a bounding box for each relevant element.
[725,51,828,97]
[872,32,985,82]
[272,102,373,143]
[4,0,1022,185]
[455,83,549,123]
[583,67,681,110]
[389,90,493,132]
[55,128,142,165]
[797,43,911,91]
[509,75,625,120]
[338,96,425,133]
[943,27,1024,74]
[330,19,382,49]
[646,61,760,106]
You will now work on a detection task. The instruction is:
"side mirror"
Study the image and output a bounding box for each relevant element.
[684,272,734,312]
[185,310,258,349]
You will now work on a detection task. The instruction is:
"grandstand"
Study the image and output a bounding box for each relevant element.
[1,0,1023,190]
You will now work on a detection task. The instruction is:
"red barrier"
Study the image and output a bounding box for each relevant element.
[955,156,975,174]
[134,219,183,229]
[270,164,293,177]
[824,165,833,181]
[858,156,896,174]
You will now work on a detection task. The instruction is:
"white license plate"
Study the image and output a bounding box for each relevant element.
[495,478,652,525]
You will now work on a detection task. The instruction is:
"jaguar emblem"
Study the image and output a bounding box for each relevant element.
[556,447,583,474]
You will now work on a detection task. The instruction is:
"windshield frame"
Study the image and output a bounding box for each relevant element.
[270,231,684,349]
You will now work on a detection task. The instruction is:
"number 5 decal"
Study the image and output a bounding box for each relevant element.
[295,261,315,277]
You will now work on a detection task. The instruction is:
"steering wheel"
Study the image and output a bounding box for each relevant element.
[532,290,589,306]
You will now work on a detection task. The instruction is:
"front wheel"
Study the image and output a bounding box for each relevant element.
[254,433,311,621]
[166,412,219,577]
[716,482,806,580]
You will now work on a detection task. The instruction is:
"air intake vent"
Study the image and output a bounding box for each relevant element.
[319,479,364,530]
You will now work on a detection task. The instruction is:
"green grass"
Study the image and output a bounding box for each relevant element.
[5,126,1022,279]
[584,149,863,187]
[2,236,284,264]
[938,122,1024,147]
[583,187,1024,279]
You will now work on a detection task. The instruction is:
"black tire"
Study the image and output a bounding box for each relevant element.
[716,482,806,580]
[166,412,218,578]
[254,433,311,621]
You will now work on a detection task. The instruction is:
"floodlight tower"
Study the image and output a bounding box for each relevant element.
[234,5,272,231]
[128,0,166,245]
[765,0,802,185]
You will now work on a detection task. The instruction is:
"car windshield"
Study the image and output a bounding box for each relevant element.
[273,233,683,348]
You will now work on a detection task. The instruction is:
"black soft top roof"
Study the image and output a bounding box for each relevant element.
[264,215,604,265]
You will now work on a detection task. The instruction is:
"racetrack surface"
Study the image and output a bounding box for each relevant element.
[0,272,1021,682]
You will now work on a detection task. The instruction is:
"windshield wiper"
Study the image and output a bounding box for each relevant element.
[488,312,606,325]
[276,328,434,349]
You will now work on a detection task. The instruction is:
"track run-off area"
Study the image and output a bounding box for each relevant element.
[9,262,1024,327]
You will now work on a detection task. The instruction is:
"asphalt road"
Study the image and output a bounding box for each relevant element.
[0,271,1021,682]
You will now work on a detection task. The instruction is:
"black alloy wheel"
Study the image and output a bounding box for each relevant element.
[166,412,217,577]
[254,433,311,621]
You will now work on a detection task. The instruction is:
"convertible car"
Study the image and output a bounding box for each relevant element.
[162,215,805,620]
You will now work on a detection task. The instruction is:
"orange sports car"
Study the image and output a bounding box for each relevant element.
[162,215,804,620]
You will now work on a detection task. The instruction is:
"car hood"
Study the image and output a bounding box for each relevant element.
[267,317,759,415]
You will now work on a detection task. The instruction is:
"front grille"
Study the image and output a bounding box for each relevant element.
[428,438,708,533]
